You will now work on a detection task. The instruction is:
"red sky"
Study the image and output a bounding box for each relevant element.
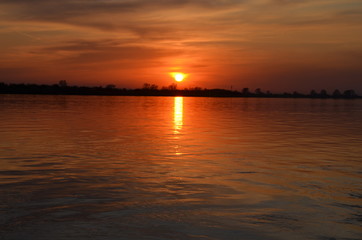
[0,0,361,93]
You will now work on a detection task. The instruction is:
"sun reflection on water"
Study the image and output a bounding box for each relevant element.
[173,97,183,134]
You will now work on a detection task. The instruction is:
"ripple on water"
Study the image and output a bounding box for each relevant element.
[1,96,362,240]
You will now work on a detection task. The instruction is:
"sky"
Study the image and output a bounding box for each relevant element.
[0,0,361,93]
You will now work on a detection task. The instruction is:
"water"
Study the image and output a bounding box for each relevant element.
[0,94,361,240]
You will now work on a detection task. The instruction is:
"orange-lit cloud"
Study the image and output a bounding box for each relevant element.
[0,0,361,92]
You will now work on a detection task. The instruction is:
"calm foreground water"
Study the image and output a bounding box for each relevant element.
[0,95,361,240]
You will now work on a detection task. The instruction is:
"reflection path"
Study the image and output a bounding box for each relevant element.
[173,96,183,134]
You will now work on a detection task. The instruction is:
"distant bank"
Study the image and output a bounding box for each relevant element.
[0,82,360,99]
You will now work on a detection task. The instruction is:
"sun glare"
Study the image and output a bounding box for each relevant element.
[170,72,186,82]
[175,74,184,82]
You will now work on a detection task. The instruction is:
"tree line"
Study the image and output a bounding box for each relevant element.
[0,81,360,98]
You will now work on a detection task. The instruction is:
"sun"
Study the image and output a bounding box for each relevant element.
[170,72,186,82]
[175,73,184,82]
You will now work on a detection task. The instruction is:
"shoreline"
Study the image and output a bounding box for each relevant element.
[1,92,361,99]
[1,83,360,99]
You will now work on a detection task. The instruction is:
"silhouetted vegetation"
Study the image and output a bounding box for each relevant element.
[0,82,360,98]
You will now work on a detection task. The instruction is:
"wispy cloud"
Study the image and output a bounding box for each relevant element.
[40,39,184,65]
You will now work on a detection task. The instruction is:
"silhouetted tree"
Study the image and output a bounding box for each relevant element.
[150,84,158,90]
[255,88,263,95]
[143,83,151,89]
[343,89,356,98]
[292,91,302,97]
[106,84,116,89]
[168,83,177,90]
[332,89,341,98]
[143,83,158,90]
[58,80,67,87]
[320,89,328,97]
[242,88,250,96]
[310,90,318,97]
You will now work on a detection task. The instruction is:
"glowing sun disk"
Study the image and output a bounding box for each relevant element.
[170,72,187,82]
[175,74,184,82]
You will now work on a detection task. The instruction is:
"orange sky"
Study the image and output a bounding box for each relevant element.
[0,0,361,92]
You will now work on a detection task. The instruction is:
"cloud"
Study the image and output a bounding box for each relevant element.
[1,0,244,21]
[3,0,362,29]
[2,0,361,43]
[0,0,241,41]
[269,0,309,5]
[38,39,185,68]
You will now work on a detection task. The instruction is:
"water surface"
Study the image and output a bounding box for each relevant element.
[0,95,361,240]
